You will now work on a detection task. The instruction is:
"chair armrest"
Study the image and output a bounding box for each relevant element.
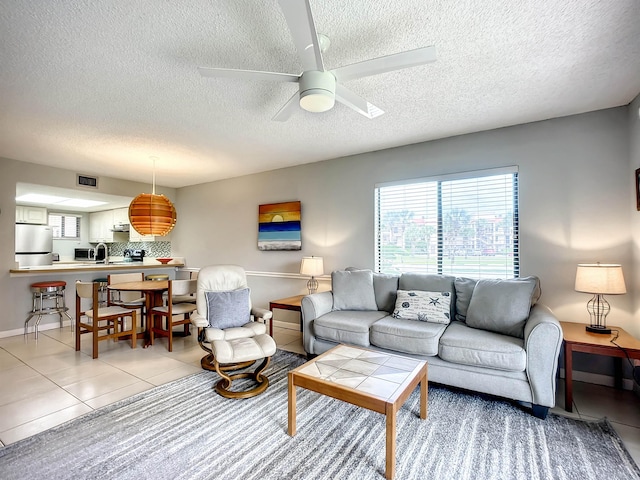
[190,311,209,328]
[524,303,563,407]
[301,291,334,353]
[251,307,273,322]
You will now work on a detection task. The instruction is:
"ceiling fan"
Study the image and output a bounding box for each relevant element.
[198,0,436,121]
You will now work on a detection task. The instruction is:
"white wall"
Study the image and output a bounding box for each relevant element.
[630,95,640,323]
[173,107,634,335]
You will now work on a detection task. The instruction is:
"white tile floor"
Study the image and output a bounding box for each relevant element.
[0,323,638,468]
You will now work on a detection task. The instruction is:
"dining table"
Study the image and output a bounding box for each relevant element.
[107,280,168,348]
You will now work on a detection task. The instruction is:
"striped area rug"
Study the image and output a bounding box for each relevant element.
[0,350,638,480]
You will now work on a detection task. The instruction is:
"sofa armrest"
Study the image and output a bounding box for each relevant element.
[301,291,334,353]
[523,304,563,407]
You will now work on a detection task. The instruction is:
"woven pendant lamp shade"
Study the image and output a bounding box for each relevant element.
[128,193,177,236]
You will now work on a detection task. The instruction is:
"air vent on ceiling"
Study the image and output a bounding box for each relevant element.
[77,174,98,188]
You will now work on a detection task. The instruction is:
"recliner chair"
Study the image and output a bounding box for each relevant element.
[190,265,276,398]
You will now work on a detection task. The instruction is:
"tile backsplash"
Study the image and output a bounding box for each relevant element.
[109,241,172,258]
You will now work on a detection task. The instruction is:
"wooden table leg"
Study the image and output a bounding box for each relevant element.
[288,372,296,436]
[420,367,428,420]
[564,341,573,412]
[385,402,397,480]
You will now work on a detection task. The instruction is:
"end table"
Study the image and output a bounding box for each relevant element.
[560,321,640,412]
[269,295,305,336]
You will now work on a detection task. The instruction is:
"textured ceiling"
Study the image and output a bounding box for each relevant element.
[1,0,639,188]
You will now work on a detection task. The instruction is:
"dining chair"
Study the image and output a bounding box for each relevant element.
[107,272,146,325]
[148,279,197,352]
[168,271,198,305]
[75,281,137,359]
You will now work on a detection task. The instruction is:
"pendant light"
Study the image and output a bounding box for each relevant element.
[128,157,177,236]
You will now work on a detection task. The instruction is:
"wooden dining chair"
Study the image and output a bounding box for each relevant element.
[75,281,137,359]
[107,272,146,325]
[149,279,197,352]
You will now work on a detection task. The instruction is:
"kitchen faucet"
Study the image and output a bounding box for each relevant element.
[94,242,109,264]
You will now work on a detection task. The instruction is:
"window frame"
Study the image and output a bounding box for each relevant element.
[48,212,81,240]
[374,166,519,279]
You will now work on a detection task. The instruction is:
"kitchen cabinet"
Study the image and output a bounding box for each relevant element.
[16,205,48,225]
[112,208,129,226]
[129,226,155,242]
[89,210,114,243]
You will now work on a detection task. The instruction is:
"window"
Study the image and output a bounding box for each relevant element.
[49,213,80,239]
[375,167,519,279]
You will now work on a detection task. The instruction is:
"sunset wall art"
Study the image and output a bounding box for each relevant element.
[258,201,302,251]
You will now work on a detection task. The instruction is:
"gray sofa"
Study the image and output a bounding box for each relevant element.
[301,269,563,418]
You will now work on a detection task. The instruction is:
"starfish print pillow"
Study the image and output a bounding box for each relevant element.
[392,290,451,324]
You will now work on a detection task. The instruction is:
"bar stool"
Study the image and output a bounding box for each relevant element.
[93,277,108,306]
[24,281,74,339]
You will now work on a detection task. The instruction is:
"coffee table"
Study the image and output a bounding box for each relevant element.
[288,345,428,480]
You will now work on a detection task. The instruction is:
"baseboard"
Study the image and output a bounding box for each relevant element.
[273,319,300,331]
[559,367,635,391]
[1,320,74,339]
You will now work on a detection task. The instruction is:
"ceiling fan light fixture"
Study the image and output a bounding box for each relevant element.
[299,70,336,113]
[300,89,335,112]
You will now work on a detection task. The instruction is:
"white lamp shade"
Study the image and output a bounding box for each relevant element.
[300,256,324,277]
[575,264,626,294]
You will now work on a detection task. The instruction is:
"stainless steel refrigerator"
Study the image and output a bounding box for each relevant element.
[15,224,53,266]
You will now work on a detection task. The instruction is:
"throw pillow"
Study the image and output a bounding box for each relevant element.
[465,276,540,338]
[392,290,452,324]
[454,277,477,322]
[332,270,378,311]
[345,267,399,312]
[205,288,251,329]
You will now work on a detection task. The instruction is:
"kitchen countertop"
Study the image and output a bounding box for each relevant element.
[10,261,185,275]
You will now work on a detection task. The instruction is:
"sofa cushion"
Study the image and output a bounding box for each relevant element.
[332,270,378,311]
[466,276,540,338]
[371,316,446,356]
[345,267,399,312]
[373,273,400,312]
[391,290,451,324]
[205,288,250,329]
[399,273,456,319]
[454,277,477,322]
[314,310,387,346]
[439,321,526,372]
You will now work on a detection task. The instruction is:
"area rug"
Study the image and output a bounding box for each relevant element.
[0,350,638,480]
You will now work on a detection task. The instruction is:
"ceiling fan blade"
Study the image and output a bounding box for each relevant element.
[277,0,324,72]
[335,84,384,119]
[272,91,300,122]
[198,67,299,83]
[332,45,437,83]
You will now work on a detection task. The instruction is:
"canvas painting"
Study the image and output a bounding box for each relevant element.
[258,201,302,251]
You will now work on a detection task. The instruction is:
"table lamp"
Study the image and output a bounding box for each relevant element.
[300,256,324,294]
[574,263,626,334]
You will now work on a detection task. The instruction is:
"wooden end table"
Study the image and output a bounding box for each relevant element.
[269,294,305,336]
[288,344,428,480]
[561,321,640,412]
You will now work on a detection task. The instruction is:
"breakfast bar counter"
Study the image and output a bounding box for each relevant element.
[10,262,185,276]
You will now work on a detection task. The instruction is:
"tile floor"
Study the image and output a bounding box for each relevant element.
[0,322,638,468]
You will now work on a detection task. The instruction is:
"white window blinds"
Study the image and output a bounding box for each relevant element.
[375,167,519,279]
[48,213,80,239]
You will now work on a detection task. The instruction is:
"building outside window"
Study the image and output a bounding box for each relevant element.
[375,167,519,279]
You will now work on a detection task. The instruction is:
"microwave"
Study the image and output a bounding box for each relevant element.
[74,247,105,261]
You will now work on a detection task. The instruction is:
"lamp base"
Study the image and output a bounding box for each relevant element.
[585,325,611,335]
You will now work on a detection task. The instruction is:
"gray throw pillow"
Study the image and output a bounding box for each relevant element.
[454,277,477,322]
[205,288,251,329]
[332,270,378,311]
[345,267,399,312]
[466,276,539,338]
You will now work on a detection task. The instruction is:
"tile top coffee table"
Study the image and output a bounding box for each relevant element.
[288,345,428,480]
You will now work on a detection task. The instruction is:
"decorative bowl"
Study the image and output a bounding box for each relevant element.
[156,258,173,264]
